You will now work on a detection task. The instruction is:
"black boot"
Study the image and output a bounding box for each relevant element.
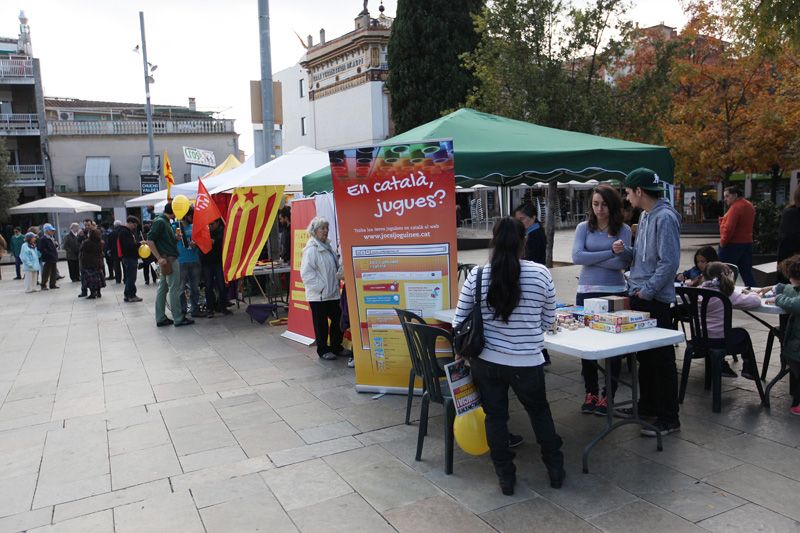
[493,459,516,496]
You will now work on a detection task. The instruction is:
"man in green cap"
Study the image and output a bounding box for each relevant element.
[612,167,681,437]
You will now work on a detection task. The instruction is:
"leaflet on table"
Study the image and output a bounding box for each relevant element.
[444,360,481,415]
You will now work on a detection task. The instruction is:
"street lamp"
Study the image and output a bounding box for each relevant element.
[138,12,157,183]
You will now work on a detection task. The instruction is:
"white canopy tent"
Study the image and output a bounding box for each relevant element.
[9,195,102,242]
[213,146,330,192]
[125,157,256,208]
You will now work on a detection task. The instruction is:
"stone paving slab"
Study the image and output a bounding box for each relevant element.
[1,247,798,532]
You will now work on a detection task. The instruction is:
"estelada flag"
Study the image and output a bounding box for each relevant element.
[193,179,223,254]
[163,150,174,186]
[222,186,284,282]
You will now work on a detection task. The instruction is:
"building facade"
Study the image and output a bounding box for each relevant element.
[275,4,394,152]
[0,12,48,203]
[45,97,238,221]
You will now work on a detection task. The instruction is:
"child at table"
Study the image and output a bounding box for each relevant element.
[676,246,718,287]
[699,262,761,380]
[763,254,800,415]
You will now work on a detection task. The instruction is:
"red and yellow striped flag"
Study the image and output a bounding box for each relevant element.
[163,150,175,199]
[222,186,284,282]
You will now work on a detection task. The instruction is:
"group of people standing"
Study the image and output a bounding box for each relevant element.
[145,200,230,328]
[453,167,682,496]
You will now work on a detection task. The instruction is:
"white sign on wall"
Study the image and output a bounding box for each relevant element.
[182,146,216,167]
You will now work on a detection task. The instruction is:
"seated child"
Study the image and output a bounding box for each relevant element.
[763,255,800,415]
[677,246,718,287]
[699,261,760,379]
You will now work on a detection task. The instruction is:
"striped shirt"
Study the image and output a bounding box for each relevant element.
[452,261,556,367]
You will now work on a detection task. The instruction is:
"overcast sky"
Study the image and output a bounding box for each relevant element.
[0,0,687,156]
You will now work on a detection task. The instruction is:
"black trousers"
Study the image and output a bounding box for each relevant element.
[470,358,563,479]
[788,360,800,407]
[309,299,344,357]
[111,256,122,283]
[122,258,138,299]
[67,259,80,282]
[630,296,679,424]
[105,256,114,278]
[40,262,58,288]
[577,291,626,397]
[202,263,227,312]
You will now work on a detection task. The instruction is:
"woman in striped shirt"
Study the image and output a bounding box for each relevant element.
[453,217,564,495]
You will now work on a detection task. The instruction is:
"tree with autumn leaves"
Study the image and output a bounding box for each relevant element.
[657,1,800,191]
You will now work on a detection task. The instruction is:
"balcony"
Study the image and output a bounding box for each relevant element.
[7,164,45,187]
[75,175,130,194]
[0,113,40,135]
[47,119,236,136]
[0,59,35,83]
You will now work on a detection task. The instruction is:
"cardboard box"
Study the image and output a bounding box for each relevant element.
[602,296,630,311]
[592,310,650,326]
[584,298,609,314]
[589,319,657,333]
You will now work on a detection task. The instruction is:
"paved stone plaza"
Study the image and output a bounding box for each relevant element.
[0,233,799,532]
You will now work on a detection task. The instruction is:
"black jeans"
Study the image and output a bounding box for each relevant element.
[470,358,563,479]
[630,296,679,424]
[718,243,755,286]
[789,360,800,407]
[122,258,138,299]
[708,328,755,361]
[202,262,227,312]
[309,299,344,357]
[576,291,626,397]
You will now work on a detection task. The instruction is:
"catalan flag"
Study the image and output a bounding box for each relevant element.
[163,150,174,198]
[222,186,284,282]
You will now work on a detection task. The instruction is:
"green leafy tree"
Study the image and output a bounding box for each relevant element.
[463,0,627,133]
[0,141,20,221]
[386,0,484,133]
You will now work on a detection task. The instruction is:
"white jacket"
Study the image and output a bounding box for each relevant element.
[300,237,341,302]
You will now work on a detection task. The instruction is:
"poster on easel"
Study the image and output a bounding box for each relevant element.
[330,140,458,394]
[282,197,317,345]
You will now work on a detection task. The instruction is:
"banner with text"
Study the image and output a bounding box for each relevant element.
[282,197,317,345]
[330,140,458,393]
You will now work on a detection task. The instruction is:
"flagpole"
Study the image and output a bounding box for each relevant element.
[139,11,157,185]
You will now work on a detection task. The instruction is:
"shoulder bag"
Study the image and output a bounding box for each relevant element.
[453,266,485,359]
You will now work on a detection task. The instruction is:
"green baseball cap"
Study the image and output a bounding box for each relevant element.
[624,167,664,191]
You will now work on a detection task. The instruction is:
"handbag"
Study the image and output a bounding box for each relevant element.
[453,266,485,359]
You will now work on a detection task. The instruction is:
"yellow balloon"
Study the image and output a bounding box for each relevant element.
[172,194,190,220]
[138,244,151,259]
[453,406,490,456]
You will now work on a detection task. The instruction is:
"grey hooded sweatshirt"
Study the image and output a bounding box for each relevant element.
[617,199,681,304]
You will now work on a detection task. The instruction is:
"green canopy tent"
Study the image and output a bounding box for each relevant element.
[302,108,674,196]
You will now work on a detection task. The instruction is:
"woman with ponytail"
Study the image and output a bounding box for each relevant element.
[452,217,564,496]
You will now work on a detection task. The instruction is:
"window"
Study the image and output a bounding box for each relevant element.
[299,78,305,98]
[84,156,111,191]
[301,116,307,136]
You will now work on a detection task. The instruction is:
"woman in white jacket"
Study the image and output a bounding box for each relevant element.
[300,217,351,361]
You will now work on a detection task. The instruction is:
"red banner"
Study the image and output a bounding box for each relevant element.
[282,197,317,345]
[331,140,458,393]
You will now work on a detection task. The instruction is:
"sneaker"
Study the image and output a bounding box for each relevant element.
[192,310,207,318]
[508,433,524,448]
[498,474,516,496]
[595,395,609,416]
[78,292,87,298]
[615,406,658,419]
[790,406,800,416]
[174,319,195,327]
[156,318,174,327]
[546,465,565,489]
[128,297,143,303]
[720,360,737,378]
[337,348,353,357]
[347,357,355,368]
[581,393,598,414]
[641,419,681,437]
[319,352,337,361]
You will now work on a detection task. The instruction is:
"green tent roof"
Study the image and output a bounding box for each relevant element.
[303,108,674,196]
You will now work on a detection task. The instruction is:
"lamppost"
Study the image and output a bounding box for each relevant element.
[138,11,157,187]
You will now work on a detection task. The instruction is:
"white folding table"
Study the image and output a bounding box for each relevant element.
[433,308,685,472]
